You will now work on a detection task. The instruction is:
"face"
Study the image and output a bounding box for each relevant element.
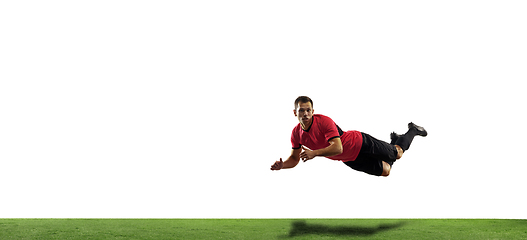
[294,102,314,125]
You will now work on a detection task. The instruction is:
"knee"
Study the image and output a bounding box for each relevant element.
[381,162,391,177]
[395,145,404,159]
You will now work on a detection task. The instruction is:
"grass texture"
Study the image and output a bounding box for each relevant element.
[1,219,526,239]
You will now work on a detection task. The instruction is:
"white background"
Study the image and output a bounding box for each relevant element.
[1,1,526,218]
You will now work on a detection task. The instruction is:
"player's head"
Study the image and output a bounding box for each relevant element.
[293,96,314,125]
[294,96,313,110]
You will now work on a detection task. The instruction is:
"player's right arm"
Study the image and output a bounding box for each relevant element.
[271,148,301,170]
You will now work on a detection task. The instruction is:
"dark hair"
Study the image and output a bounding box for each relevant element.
[294,96,313,110]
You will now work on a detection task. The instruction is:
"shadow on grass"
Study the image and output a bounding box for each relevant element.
[285,220,407,238]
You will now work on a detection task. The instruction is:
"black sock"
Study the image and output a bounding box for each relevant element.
[395,128,418,152]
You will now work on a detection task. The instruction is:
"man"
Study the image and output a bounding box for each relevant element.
[270,96,427,176]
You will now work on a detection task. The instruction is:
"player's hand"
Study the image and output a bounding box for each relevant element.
[270,158,284,170]
[300,146,316,162]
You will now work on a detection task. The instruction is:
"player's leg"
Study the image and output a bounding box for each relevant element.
[390,133,405,159]
[344,133,398,176]
[361,133,399,162]
[360,123,427,176]
[395,145,403,159]
[392,122,427,153]
[343,158,386,177]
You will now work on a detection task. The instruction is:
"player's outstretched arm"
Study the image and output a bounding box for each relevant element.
[270,148,301,170]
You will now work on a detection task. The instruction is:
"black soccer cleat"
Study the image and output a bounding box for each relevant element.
[408,122,427,137]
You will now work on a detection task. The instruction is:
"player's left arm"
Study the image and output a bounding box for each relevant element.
[300,137,343,162]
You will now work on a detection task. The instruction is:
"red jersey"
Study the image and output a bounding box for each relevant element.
[291,114,363,162]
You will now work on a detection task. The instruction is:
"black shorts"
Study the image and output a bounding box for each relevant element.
[343,132,398,176]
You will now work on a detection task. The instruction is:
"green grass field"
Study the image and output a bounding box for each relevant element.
[1,219,526,239]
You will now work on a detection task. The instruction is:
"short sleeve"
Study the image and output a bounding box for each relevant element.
[291,126,301,149]
[320,116,341,142]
